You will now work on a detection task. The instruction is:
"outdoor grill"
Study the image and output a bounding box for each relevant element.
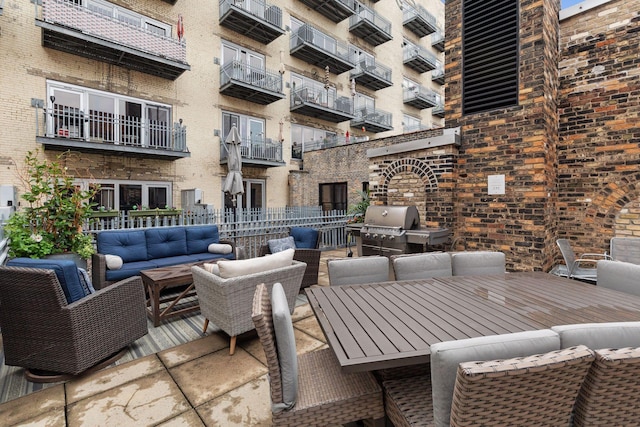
[353,205,450,257]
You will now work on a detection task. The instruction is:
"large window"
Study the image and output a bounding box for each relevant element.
[221,40,265,82]
[79,180,173,212]
[47,81,171,148]
[223,179,265,215]
[403,114,422,133]
[320,183,347,212]
[291,124,336,152]
[222,111,265,153]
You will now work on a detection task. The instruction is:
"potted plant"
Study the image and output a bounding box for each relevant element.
[345,189,370,256]
[4,150,97,264]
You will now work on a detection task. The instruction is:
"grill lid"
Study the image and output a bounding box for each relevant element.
[363,205,420,230]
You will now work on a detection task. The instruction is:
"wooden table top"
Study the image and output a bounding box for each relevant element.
[306,272,640,372]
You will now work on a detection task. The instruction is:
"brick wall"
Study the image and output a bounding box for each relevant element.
[557,0,640,256]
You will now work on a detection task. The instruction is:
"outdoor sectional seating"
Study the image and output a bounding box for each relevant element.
[92,225,235,290]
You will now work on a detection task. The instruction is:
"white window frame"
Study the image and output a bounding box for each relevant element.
[75,179,173,211]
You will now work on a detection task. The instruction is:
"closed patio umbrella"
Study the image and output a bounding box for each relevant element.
[223,124,244,203]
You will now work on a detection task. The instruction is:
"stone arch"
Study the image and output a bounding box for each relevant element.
[376,158,438,205]
[584,173,640,237]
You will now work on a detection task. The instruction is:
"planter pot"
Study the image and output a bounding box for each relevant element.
[45,253,87,270]
[90,211,119,218]
[130,209,182,217]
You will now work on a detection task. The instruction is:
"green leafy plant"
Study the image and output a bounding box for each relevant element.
[5,150,97,259]
[347,189,370,224]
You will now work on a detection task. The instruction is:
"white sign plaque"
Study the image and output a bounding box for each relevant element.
[488,174,505,195]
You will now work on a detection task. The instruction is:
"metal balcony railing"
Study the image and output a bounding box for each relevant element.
[350,5,392,36]
[432,29,445,51]
[403,4,437,28]
[353,107,392,127]
[352,59,392,83]
[220,61,283,93]
[39,0,186,63]
[403,42,438,69]
[220,137,283,163]
[291,86,352,113]
[290,24,354,65]
[404,85,438,104]
[403,123,431,133]
[35,105,188,153]
[219,0,282,28]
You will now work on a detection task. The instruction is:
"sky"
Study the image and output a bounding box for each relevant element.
[562,0,584,8]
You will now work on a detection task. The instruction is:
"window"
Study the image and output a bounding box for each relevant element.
[403,114,422,133]
[354,92,374,116]
[221,40,265,82]
[291,124,336,151]
[223,179,265,216]
[222,111,265,154]
[320,183,347,212]
[47,81,172,148]
[462,0,519,114]
[291,72,337,106]
[82,180,173,211]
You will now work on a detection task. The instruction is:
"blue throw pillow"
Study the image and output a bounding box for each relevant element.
[7,258,90,304]
[290,227,318,249]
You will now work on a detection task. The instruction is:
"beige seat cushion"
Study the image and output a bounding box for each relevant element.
[217,248,295,279]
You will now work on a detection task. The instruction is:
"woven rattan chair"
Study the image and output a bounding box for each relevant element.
[251,283,385,427]
[573,347,640,426]
[449,346,595,427]
[383,374,433,427]
[0,266,148,381]
[260,228,321,289]
[192,260,306,355]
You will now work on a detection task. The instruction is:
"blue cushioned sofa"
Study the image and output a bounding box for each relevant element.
[92,225,235,289]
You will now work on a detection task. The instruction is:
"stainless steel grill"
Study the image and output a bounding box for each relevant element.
[352,205,450,257]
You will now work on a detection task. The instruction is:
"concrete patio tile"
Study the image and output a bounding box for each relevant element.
[170,347,267,407]
[294,314,327,343]
[196,374,271,427]
[291,302,314,322]
[158,334,229,369]
[0,384,65,426]
[157,409,206,427]
[241,327,326,365]
[66,370,190,427]
[66,354,166,404]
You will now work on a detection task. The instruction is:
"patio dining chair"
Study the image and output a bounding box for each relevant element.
[609,236,640,265]
[327,256,390,286]
[450,251,505,276]
[597,259,640,296]
[449,345,595,426]
[251,283,385,426]
[556,238,611,283]
[391,252,452,280]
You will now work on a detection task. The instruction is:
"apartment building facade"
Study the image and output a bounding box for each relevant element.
[0,0,444,213]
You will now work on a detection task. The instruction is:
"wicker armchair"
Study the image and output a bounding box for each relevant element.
[0,266,148,380]
[260,228,321,289]
[192,260,306,355]
[251,283,385,427]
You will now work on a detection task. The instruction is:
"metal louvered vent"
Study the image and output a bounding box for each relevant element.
[462,0,519,115]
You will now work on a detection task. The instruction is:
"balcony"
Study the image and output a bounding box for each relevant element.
[220,61,285,105]
[290,24,355,74]
[351,108,392,133]
[220,137,284,168]
[433,103,445,118]
[403,85,438,109]
[36,0,189,80]
[219,0,285,44]
[350,59,392,91]
[402,4,438,38]
[297,0,356,23]
[349,5,392,46]
[34,104,189,160]
[432,29,445,52]
[403,42,437,73]
[290,87,354,123]
[432,62,445,85]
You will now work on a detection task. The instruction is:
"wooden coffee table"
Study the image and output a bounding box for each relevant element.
[140,262,203,327]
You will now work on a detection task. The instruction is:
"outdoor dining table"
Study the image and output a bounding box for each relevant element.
[305,272,640,373]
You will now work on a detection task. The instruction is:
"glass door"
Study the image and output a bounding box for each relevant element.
[147,105,170,149]
[49,87,83,139]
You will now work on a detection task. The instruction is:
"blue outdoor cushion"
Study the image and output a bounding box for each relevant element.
[7,258,89,304]
[185,225,220,254]
[145,227,188,259]
[104,260,156,282]
[97,230,148,263]
[290,227,318,249]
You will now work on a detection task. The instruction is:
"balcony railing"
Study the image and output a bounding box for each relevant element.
[403,85,438,109]
[37,0,189,80]
[433,103,445,118]
[432,29,445,52]
[403,123,431,133]
[403,42,437,73]
[349,5,393,46]
[351,107,393,133]
[220,137,283,166]
[290,86,354,123]
[432,62,445,85]
[290,23,355,74]
[350,59,392,90]
[402,4,438,37]
[220,61,285,104]
[297,0,356,23]
[34,105,189,159]
[292,134,370,158]
[219,0,285,44]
